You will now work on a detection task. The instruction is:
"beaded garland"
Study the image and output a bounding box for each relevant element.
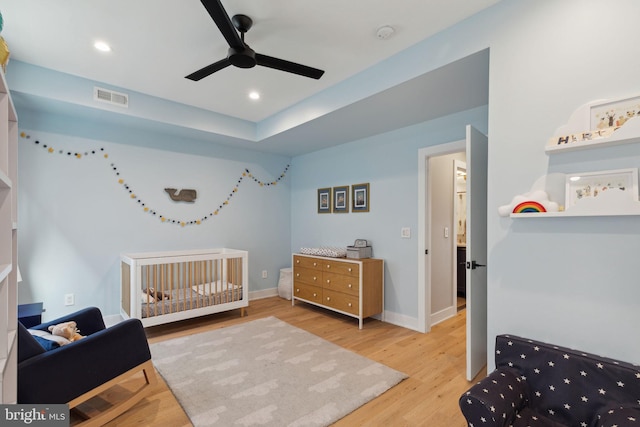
[21,132,289,227]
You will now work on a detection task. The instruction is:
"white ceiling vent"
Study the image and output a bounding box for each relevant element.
[93,87,129,108]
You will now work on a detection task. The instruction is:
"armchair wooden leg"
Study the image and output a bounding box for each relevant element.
[68,360,157,427]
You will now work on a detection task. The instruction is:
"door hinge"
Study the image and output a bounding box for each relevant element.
[425,249,429,255]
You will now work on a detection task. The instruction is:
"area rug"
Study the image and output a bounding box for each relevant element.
[149,316,407,426]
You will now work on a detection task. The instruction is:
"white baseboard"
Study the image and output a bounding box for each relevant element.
[430,306,457,327]
[249,288,280,300]
[382,310,421,332]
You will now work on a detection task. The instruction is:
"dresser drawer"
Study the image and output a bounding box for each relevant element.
[323,289,359,315]
[293,255,323,270]
[293,283,323,303]
[323,271,359,296]
[293,266,322,286]
[322,259,359,277]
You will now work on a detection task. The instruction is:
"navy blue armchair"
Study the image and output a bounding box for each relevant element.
[18,307,157,426]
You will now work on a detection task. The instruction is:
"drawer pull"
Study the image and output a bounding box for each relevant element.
[296,288,300,293]
[326,279,330,284]
[296,273,300,277]
[296,259,299,264]
[313,293,317,297]
[313,262,317,267]
[348,267,352,272]
[348,303,352,307]
[348,284,352,288]
[326,297,331,301]
[313,276,317,281]
[326,264,331,269]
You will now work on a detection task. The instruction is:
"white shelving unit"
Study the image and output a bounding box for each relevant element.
[510,98,640,218]
[0,66,18,404]
[545,116,640,154]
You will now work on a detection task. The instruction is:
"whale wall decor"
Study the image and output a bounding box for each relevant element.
[165,188,197,203]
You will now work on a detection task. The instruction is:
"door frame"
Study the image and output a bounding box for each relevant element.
[417,139,466,333]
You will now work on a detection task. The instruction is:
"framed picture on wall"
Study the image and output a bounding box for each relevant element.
[317,187,332,214]
[565,168,638,209]
[332,186,349,213]
[352,183,369,212]
[590,94,640,130]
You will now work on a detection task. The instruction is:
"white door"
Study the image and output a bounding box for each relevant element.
[466,125,488,381]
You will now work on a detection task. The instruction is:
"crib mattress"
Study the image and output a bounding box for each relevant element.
[140,280,242,318]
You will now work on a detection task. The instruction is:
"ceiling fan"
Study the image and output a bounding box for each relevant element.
[186,0,325,81]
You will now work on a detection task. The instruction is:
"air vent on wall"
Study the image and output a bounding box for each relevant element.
[93,87,129,108]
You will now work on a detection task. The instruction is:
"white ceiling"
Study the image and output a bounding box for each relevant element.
[1,0,498,155]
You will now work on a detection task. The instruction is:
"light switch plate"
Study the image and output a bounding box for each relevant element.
[401,227,411,238]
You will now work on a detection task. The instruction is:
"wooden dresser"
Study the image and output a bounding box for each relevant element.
[291,254,384,329]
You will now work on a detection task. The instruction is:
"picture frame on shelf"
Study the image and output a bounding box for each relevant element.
[317,187,331,214]
[565,168,638,209]
[590,95,640,131]
[352,183,370,212]
[332,185,349,213]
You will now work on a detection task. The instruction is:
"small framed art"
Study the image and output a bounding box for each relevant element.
[317,187,331,214]
[590,95,640,130]
[352,183,370,212]
[565,168,638,208]
[332,186,349,213]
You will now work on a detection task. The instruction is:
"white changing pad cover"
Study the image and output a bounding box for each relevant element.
[192,279,241,296]
[299,246,347,258]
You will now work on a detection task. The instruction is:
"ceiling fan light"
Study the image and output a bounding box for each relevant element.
[94,41,111,52]
[249,91,260,100]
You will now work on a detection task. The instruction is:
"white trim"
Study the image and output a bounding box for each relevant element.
[430,306,458,327]
[418,140,465,334]
[249,288,279,300]
[382,310,421,332]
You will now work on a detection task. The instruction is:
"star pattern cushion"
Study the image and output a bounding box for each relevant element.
[460,335,640,427]
[596,404,640,427]
[495,335,640,426]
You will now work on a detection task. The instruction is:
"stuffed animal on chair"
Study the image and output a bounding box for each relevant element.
[48,321,85,342]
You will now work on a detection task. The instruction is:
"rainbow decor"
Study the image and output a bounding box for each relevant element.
[512,201,546,214]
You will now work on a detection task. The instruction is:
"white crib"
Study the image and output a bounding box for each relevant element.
[121,248,248,327]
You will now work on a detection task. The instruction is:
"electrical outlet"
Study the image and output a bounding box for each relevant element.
[64,293,75,306]
[261,270,268,279]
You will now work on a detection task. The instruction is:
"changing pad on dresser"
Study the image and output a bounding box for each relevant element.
[299,246,347,258]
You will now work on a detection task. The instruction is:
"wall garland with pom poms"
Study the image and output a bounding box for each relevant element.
[20,132,289,227]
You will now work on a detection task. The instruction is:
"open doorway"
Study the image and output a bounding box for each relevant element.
[454,160,467,312]
[426,150,467,326]
[417,126,488,380]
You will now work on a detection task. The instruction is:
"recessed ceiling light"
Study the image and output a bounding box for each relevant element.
[94,41,111,52]
[249,91,260,100]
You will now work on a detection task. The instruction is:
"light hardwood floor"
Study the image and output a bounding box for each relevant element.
[74,297,484,426]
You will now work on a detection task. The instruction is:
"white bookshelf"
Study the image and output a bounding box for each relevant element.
[0,65,17,404]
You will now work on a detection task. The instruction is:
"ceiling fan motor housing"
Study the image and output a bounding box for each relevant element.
[228,46,256,68]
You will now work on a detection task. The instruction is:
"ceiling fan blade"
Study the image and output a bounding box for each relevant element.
[256,54,325,80]
[185,58,232,81]
[199,0,244,48]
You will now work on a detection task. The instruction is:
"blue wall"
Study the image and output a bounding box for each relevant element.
[291,106,488,323]
[17,110,291,319]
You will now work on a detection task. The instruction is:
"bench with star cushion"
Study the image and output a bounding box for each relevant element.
[459,334,640,427]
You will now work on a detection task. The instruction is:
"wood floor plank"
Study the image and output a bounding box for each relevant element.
[73,297,483,426]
